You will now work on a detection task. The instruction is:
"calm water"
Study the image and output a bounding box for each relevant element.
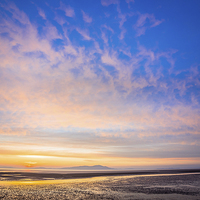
[0,173,200,199]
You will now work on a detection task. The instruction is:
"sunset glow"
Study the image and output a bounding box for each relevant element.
[0,0,200,169]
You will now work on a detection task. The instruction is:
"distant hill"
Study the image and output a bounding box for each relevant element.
[61,165,113,170]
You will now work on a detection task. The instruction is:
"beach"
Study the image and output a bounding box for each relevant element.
[0,170,200,199]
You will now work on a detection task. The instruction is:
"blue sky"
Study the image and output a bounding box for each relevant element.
[0,0,200,168]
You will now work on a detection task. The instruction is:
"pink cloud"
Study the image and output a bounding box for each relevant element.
[81,10,92,23]
[65,6,75,17]
[101,0,119,6]
[134,13,164,37]
[0,2,199,154]
[76,28,91,40]
[102,25,114,33]
[101,52,117,66]
[59,2,75,18]
[37,8,46,20]
[1,2,30,25]
[119,28,126,40]
[126,0,134,3]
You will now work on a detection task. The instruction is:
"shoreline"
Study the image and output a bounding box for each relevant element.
[1,169,200,181]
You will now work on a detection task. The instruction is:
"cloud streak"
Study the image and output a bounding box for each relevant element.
[134,13,164,36]
[82,10,92,23]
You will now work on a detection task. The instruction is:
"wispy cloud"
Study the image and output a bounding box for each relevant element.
[59,2,75,18]
[81,10,92,23]
[101,0,119,6]
[126,0,134,7]
[101,25,114,44]
[134,13,164,36]
[0,0,199,167]
[76,28,91,40]
[1,1,30,24]
[102,25,114,33]
[37,7,46,19]
[117,7,127,40]
[65,6,75,17]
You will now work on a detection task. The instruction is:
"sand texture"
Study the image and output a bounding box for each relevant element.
[0,171,200,199]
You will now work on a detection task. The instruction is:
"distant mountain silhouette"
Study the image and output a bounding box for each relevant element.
[61,165,112,170]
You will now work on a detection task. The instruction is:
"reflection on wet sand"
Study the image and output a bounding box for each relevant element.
[0,176,106,186]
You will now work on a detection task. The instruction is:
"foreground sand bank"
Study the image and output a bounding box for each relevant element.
[0,172,200,200]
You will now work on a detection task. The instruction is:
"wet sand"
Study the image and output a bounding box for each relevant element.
[0,168,200,181]
[0,170,200,199]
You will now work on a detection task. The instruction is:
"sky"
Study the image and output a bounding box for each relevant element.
[0,0,200,169]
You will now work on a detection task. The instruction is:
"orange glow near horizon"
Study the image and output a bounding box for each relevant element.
[1,140,200,169]
[1,153,200,169]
